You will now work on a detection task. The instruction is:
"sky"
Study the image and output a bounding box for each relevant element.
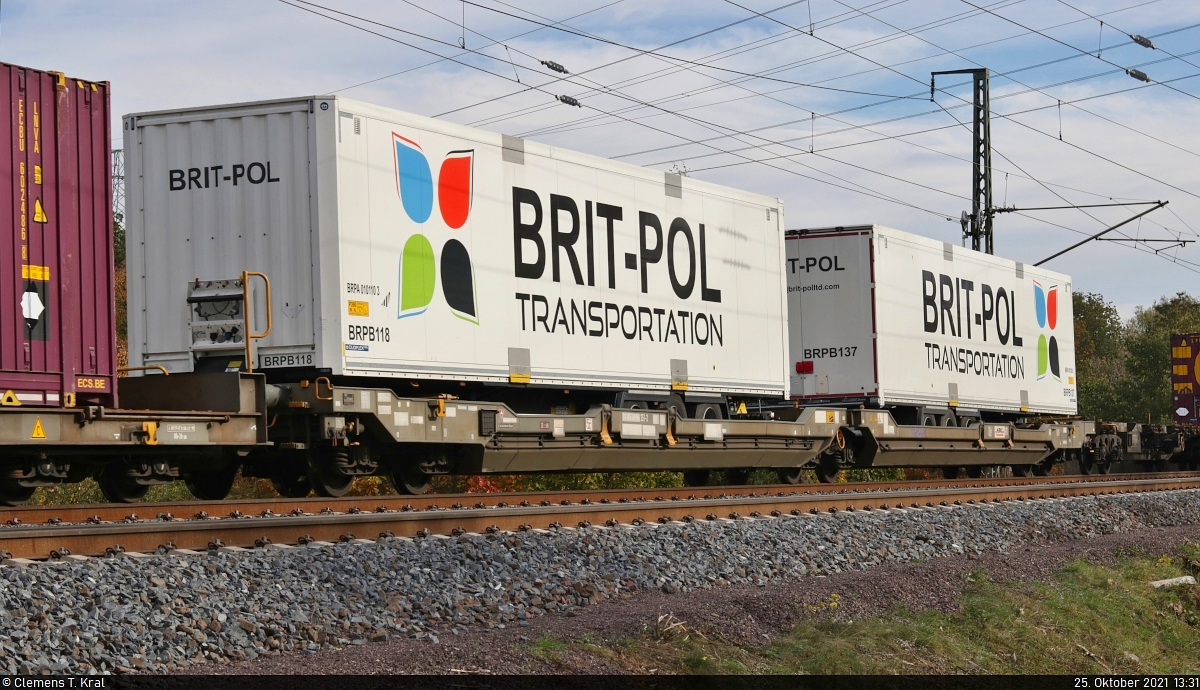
[2,0,1197,320]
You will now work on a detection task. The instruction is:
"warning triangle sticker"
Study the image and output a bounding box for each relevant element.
[33,199,47,224]
[0,390,19,406]
[31,417,45,439]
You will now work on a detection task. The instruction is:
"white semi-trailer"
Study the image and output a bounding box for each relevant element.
[123,96,788,413]
[786,225,1078,421]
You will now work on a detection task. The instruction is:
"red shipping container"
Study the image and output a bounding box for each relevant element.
[1,62,116,408]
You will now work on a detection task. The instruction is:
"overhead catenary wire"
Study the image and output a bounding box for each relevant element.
[482,0,1038,132]
[429,0,1200,213]
[959,0,1200,101]
[644,67,1200,202]
[448,0,1200,193]
[800,0,1200,208]
[287,0,1200,270]
[290,0,962,214]
[508,0,1200,205]
[443,0,925,99]
[1052,0,1200,73]
[280,0,958,219]
[579,19,1200,165]
[934,101,1200,271]
[797,0,1200,242]
[324,0,627,94]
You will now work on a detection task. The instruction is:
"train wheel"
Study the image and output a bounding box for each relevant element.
[310,470,352,498]
[1081,455,1111,475]
[941,467,961,480]
[389,465,431,495]
[0,478,35,506]
[814,456,839,484]
[682,470,711,487]
[965,466,983,479]
[184,466,238,501]
[309,453,353,498]
[776,468,804,485]
[97,465,149,503]
[271,473,312,498]
[1011,465,1035,477]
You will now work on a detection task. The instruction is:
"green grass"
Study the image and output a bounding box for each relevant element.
[550,542,1200,674]
[530,634,569,659]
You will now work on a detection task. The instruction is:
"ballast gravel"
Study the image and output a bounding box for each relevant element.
[0,489,1197,674]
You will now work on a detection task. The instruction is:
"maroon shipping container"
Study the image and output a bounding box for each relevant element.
[1172,333,1200,427]
[1,62,116,408]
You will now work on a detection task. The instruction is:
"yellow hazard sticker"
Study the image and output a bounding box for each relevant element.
[21,265,49,280]
[30,417,45,439]
[33,198,47,224]
[347,300,369,317]
[0,390,20,406]
[826,411,836,423]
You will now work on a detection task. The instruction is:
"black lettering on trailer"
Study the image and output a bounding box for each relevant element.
[260,353,314,368]
[347,325,390,342]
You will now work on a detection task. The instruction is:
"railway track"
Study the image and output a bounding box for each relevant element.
[2,472,1198,561]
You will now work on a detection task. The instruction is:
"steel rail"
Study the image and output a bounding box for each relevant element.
[2,471,1194,527]
[2,475,1198,561]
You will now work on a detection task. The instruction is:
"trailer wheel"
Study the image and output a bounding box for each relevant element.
[184,466,239,501]
[666,394,687,418]
[0,478,35,506]
[682,470,711,487]
[389,465,431,495]
[690,403,724,420]
[271,473,312,498]
[97,465,150,503]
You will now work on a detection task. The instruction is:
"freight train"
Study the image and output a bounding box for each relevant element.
[0,61,1194,505]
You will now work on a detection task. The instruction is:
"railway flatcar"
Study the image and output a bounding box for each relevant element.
[0,67,1192,506]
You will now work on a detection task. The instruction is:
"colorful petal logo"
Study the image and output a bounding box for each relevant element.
[393,134,433,224]
[1034,280,1060,381]
[438,150,473,230]
[393,133,478,324]
[440,239,477,323]
[399,234,436,319]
